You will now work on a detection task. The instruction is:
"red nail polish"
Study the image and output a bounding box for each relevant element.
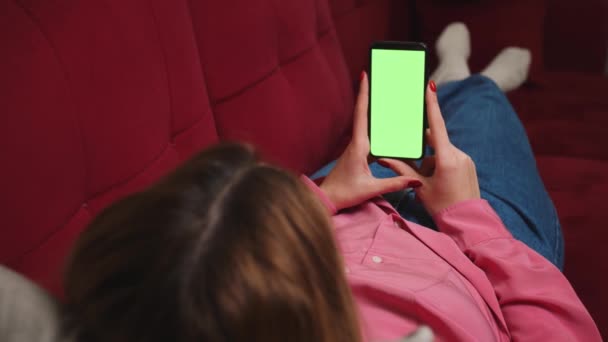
[360,71,366,81]
[408,180,422,188]
[429,80,437,93]
[377,160,389,168]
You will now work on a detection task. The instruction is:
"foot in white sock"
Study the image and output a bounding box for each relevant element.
[430,22,471,86]
[481,47,531,92]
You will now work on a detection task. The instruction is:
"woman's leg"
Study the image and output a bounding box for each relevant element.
[432,75,564,269]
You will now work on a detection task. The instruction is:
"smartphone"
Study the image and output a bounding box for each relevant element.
[369,41,428,160]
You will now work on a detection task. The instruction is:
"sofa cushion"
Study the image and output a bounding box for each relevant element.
[537,156,608,341]
[0,0,218,295]
[1,0,357,295]
[188,0,354,175]
[508,72,608,339]
[510,73,608,160]
[544,0,608,73]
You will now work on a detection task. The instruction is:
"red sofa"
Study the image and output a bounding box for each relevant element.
[1,0,606,338]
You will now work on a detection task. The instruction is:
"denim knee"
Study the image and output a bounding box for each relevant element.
[438,75,509,120]
[441,75,505,102]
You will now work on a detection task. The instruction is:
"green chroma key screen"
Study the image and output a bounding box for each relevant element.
[370,48,426,159]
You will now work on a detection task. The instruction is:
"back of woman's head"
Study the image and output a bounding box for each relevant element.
[63,143,361,342]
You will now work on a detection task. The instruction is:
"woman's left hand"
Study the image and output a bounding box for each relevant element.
[320,72,422,211]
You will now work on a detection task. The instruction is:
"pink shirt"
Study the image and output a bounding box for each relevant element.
[302,176,601,341]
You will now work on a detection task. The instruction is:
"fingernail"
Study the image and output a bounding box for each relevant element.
[407,180,422,188]
[429,80,437,93]
[377,160,389,168]
[360,70,366,81]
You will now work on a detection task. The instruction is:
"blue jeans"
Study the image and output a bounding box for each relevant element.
[311,75,564,270]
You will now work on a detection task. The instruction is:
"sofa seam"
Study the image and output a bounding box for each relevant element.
[314,0,348,111]
[7,205,93,267]
[330,2,366,19]
[185,0,221,139]
[9,141,175,267]
[172,112,206,138]
[86,141,174,200]
[147,0,176,144]
[7,0,91,265]
[11,0,89,200]
[212,26,332,106]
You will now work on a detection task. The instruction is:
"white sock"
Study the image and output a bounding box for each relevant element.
[481,47,531,92]
[430,22,471,86]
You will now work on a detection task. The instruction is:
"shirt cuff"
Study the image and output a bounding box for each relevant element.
[299,175,337,215]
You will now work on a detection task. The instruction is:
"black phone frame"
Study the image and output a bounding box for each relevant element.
[368,41,429,160]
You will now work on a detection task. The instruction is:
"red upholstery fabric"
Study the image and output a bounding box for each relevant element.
[507,73,608,339]
[544,0,608,73]
[511,73,608,160]
[0,0,354,295]
[1,0,607,338]
[0,0,220,295]
[414,0,547,79]
[188,0,354,174]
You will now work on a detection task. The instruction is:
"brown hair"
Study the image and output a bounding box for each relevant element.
[63,143,361,342]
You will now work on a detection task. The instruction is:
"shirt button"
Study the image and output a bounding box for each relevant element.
[372,256,383,264]
[345,267,350,274]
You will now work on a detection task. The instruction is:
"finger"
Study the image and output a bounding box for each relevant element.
[404,160,419,172]
[353,71,369,144]
[419,156,436,176]
[371,176,422,196]
[426,82,450,151]
[381,159,420,173]
[378,158,421,178]
[424,128,434,149]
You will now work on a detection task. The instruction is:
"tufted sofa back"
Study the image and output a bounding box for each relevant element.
[0,0,355,295]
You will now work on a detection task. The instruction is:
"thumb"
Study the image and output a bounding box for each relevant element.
[371,175,422,196]
[372,176,422,195]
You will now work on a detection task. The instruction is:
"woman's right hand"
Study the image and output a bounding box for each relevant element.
[379,82,481,216]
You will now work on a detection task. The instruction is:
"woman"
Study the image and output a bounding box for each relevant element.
[63,141,362,342]
[63,25,601,341]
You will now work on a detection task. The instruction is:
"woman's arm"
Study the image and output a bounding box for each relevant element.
[317,72,421,212]
[300,175,337,215]
[434,199,602,341]
[382,84,601,340]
